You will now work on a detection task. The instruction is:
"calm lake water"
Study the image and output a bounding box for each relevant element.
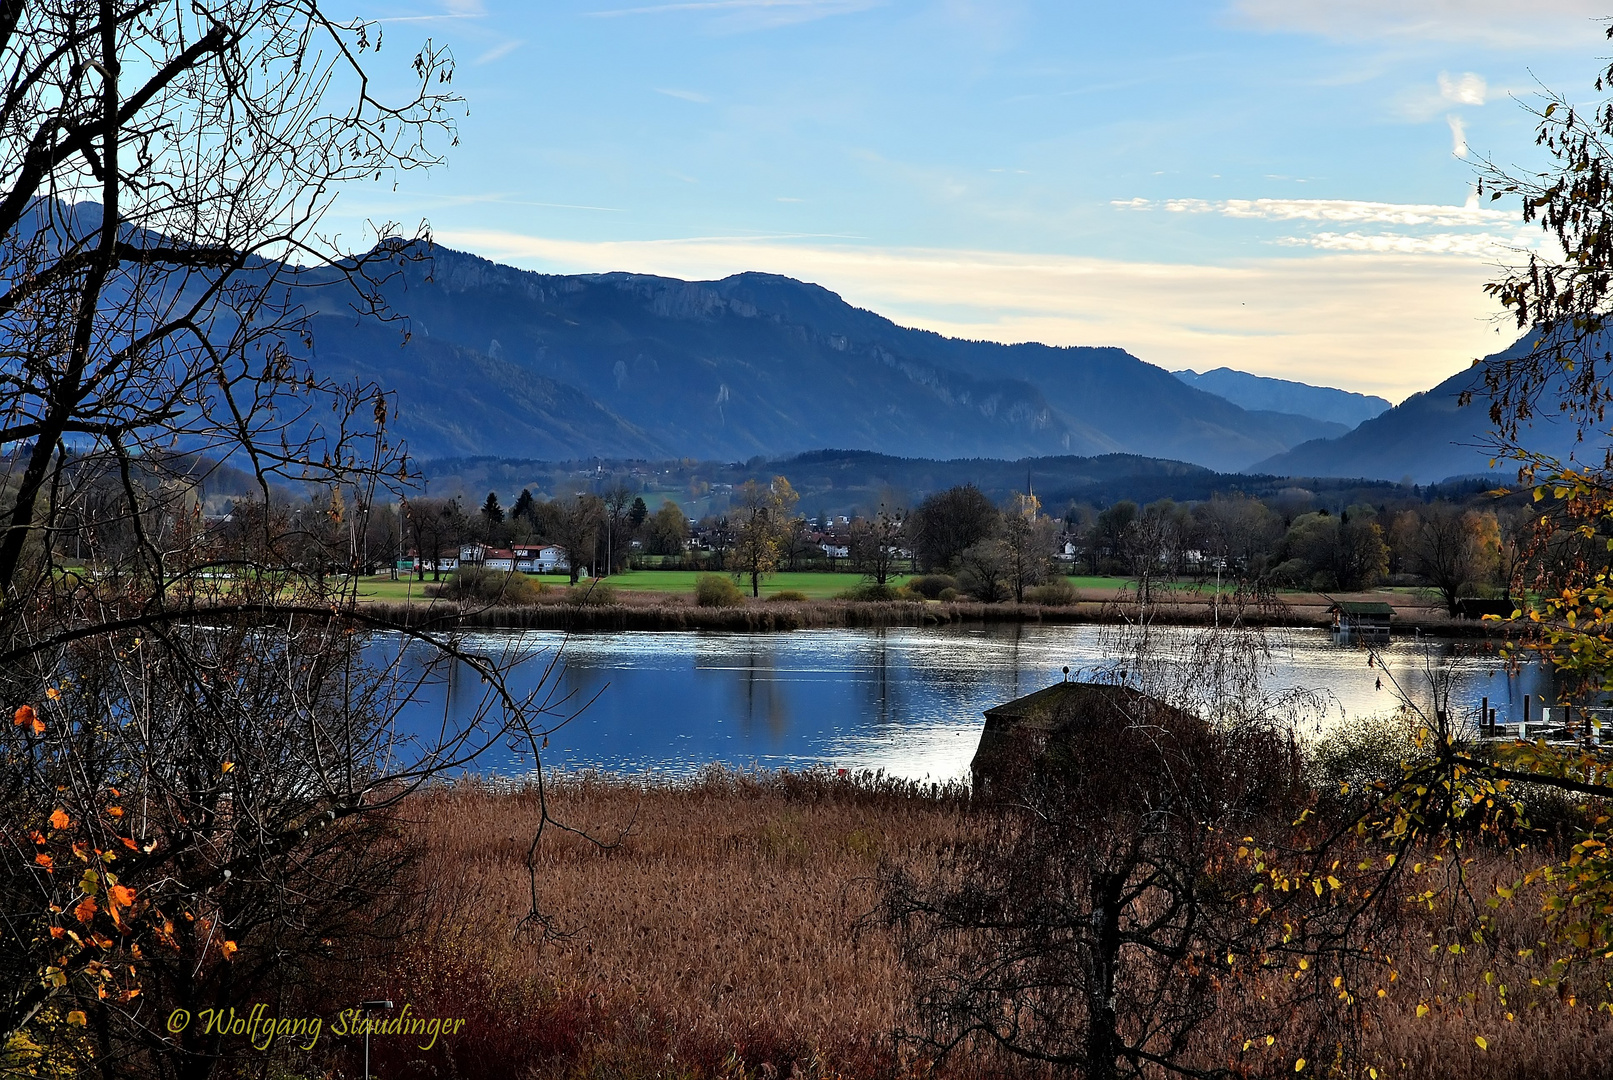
[382,624,1555,782]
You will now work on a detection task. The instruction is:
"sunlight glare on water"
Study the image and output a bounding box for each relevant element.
[384,624,1550,782]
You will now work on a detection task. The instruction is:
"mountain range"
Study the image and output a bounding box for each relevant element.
[301,248,1348,472]
[1254,334,1613,484]
[1173,367,1390,429]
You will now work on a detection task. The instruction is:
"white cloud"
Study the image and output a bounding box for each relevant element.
[1279,230,1528,256]
[472,39,523,65]
[655,87,711,102]
[435,228,1513,401]
[1116,196,1510,226]
[1438,71,1487,106]
[1232,0,1607,47]
[1447,113,1468,158]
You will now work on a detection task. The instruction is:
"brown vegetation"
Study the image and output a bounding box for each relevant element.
[360,591,1504,636]
[311,773,1613,1080]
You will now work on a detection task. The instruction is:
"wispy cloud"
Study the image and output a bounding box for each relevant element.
[473,39,524,65]
[655,87,711,102]
[1115,196,1512,227]
[1447,114,1468,158]
[1231,0,1606,47]
[1278,230,1528,256]
[435,228,1512,401]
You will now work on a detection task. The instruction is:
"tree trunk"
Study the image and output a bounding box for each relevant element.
[1086,871,1124,1080]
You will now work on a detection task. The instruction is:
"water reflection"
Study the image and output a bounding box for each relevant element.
[380,624,1553,782]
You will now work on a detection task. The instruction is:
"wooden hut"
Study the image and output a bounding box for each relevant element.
[1327,600,1394,637]
[969,680,1194,790]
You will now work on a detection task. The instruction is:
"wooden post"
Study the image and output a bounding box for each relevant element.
[1481,696,1489,736]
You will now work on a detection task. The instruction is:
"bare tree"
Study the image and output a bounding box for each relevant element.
[402,496,464,581]
[884,626,1309,1080]
[553,493,604,584]
[0,5,577,1075]
[849,504,905,586]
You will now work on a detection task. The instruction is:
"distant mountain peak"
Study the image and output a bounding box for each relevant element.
[1173,367,1391,430]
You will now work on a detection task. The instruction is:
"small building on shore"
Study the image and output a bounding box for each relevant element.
[969,680,1195,790]
[1327,600,1394,637]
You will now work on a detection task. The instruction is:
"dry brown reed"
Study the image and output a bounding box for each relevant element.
[324,775,1613,1080]
[351,772,983,1080]
[359,595,1504,637]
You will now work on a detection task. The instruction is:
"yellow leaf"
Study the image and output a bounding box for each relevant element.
[1476,1036,1488,1051]
[1295,1059,1306,1072]
[221,761,235,773]
[1417,1003,1430,1018]
[66,1010,86,1026]
[46,688,59,701]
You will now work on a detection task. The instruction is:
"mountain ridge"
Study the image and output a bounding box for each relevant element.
[1173,367,1390,429]
[307,246,1348,471]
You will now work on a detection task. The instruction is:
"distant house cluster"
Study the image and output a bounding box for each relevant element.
[398,541,571,576]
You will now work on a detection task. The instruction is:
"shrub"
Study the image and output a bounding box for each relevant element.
[838,582,900,602]
[1024,580,1078,606]
[767,590,810,602]
[564,581,617,606]
[694,573,744,607]
[937,587,960,602]
[430,567,542,605]
[907,574,957,600]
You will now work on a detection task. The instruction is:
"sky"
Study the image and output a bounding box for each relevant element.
[337,0,1613,402]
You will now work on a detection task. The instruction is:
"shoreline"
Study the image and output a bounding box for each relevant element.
[360,596,1512,638]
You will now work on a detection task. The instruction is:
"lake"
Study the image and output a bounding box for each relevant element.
[384,624,1553,782]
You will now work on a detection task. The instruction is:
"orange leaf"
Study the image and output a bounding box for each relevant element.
[74,896,98,924]
[13,704,34,726]
[108,884,136,909]
[65,1010,86,1026]
[105,806,124,818]
[45,688,60,701]
[50,808,69,830]
[34,853,52,870]
[49,926,64,939]
[220,940,238,961]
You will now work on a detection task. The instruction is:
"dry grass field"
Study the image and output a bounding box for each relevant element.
[338,775,1613,1080]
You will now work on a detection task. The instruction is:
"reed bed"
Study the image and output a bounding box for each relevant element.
[356,772,984,1079]
[359,596,1501,636]
[321,774,1613,1080]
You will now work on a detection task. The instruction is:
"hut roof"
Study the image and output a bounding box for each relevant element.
[972,681,1196,786]
[1327,601,1394,617]
[982,681,1169,730]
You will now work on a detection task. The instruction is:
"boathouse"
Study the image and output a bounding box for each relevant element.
[969,680,1193,790]
[1327,600,1394,636]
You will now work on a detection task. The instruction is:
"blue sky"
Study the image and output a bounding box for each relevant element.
[340,1,1610,401]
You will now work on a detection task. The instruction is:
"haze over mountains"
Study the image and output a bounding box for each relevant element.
[1173,368,1390,429]
[305,247,1348,472]
[1254,335,1610,484]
